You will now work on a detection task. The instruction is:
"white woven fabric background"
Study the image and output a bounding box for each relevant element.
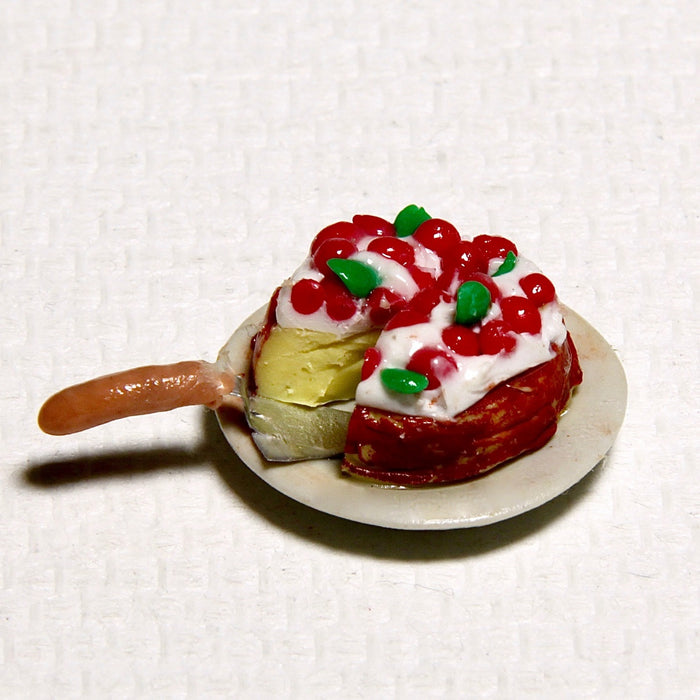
[2,1,698,697]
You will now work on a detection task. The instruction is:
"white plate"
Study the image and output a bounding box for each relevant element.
[217,306,626,530]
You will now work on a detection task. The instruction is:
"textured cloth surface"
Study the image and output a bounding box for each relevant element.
[2,1,698,698]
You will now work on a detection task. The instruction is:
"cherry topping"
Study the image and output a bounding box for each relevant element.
[320,276,357,321]
[312,237,357,275]
[519,273,556,306]
[472,235,518,262]
[325,294,356,321]
[352,215,395,237]
[500,296,542,334]
[407,265,436,290]
[366,236,416,266]
[310,221,363,255]
[441,325,480,356]
[413,218,461,255]
[450,239,487,275]
[290,279,324,315]
[384,309,431,330]
[480,320,517,355]
[410,286,444,316]
[367,288,404,325]
[361,346,382,380]
[406,347,458,390]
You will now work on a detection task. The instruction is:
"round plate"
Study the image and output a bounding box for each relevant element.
[217,306,626,530]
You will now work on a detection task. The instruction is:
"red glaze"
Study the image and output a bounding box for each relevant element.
[520,273,556,306]
[367,288,405,325]
[437,240,487,289]
[342,334,582,485]
[321,276,357,321]
[383,309,431,330]
[290,278,324,314]
[441,325,480,356]
[472,235,518,262]
[361,347,382,380]
[406,347,458,390]
[310,221,363,255]
[250,287,281,391]
[312,237,357,275]
[453,240,487,273]
[352,214,395,237]
[410,286,444,316]
[413,218,461,255]
[366,236,415,266]
[480,320,517,355]
[500,296,542,335]
[407,265,436,290]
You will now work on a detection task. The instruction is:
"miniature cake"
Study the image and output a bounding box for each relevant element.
[243,205,582,484]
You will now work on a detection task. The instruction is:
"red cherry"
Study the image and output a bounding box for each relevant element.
[366,237,415,266]
[500,296,542,334]
[519,273,556,306]
[310,221,363,255]
[436,265,457,292]
[441,325,480,356]
[326,294,356,321]
[412,218,461,255]
[452,240,487,273]
[437,240,487,289]
[410,286,443,316]
[352,215,395,237]
[384,309,431,330]
[321,276,357,321]
[472,235,518,262]
[361,346,382,380]
[367,288,405,325]
[312,237,358,275]
[459,271,501,301]
[406,347,458,390]
[407,265,436,291]
[290,278,324,315]
[480,320,517,355]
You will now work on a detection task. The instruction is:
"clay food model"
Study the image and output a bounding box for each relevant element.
[39,206,582,486]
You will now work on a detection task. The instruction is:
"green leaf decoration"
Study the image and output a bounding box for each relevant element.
[492,251,517,277]
[456,281,491,325]
[380,368,430,394]
[394,205,431,238]
[327,258,381,297]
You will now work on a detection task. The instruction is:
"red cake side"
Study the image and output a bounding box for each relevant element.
[341,333,582,485]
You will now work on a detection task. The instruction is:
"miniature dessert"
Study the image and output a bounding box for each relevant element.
[241,205,582,484]
[38,206,582,487]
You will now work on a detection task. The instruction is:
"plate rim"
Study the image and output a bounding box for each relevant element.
[216,305,627,530]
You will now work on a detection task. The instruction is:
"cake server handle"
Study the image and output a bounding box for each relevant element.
[38,361,236,435]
